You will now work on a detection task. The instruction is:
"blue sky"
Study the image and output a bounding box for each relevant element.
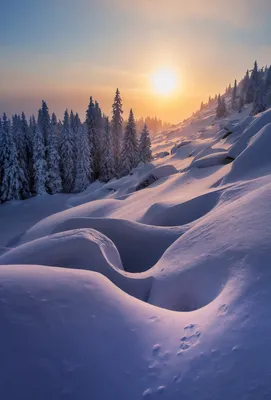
[1,0,271,122]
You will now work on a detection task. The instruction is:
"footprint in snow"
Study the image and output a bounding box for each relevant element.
[177,324,201,355]
[218,304,228,316]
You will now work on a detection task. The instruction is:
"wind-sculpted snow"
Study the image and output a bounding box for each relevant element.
[0,229,124,273]
[0,229,152,301]
[141,189,221,227]
[136,165,177,191]
[2,104,271,399]
[228,108,271,159]
[189,151,230,169]
[52,218,183,273]
[21,199,122,244]
[224,123,271,183]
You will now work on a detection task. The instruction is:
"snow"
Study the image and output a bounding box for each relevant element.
[2,100,271,399]
[0,229,124,274]
[224,122,271,183]
[228,108,271,158]
[136,164,177,191]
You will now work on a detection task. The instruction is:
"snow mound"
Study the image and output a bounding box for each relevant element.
[67,164,155,207]
[154,151,170,159]
[228,108,271,159]
[136,165,177,191]
[224,123,271,183]
[148,179,271,313]
[0,229,123,275]
[224,115,254,144]
[171,140,208,160]
[0,265,160,400]
[189,152,231,169]
[53,218,183,273]
[171,141,192,155]
[141,189,221,227]
[21,199,121,244]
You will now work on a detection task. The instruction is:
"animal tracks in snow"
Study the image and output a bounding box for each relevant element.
[177,324,201,355]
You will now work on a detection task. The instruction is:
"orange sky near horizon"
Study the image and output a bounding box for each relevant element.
[1,0,271,124]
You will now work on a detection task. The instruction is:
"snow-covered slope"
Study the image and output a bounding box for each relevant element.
[1,101,271,399]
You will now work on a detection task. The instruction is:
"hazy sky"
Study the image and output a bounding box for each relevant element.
[1,0,271,123]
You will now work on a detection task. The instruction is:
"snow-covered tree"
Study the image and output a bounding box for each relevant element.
[120,109,139,176]
[238,92,245,113]
[264,65,271,105]
[21,112,33,187]
[74,121,92,192]
[84,99,104,180]
[216,95,227,118]
[231,79,238,111]
[111,89,123,175]
[46,113,62,194]
[92,101,103,179]
[0,114,28,202]
[85,97,96,180]
[251,79,266,116]
[12,114,31,199]
[70,110,79,181]
[70,110,76,133]
[59,110,75,192]
[33,111,47,195]
[39,100,51,146]
[246,61,259,104]
[100,117,114,182]
[139,124,152,163]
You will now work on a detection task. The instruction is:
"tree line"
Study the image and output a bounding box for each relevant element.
[0,89,152,203]
[195,62,271,118]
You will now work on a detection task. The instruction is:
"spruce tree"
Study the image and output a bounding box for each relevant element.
[39,100,51,146]
[100,117,114,182]
[241,70,250,105]
[216,95,227,118]
[139,124,152,163]
[70,110,79,182]
[264,65,271,105]
[251,79,266,116]
[0,114,27,202]
[231,79,238,111]
[59,110,75,192]
[246,61,259,104]
[111,89,123,175]
[74,122,92,192]
[70,110,76,133]
[12,114,31,199]
[92,101,103,179]
[85,97,96,180]
[46,113,62,194]
[238,92,245,113]
[28,115,36,193]
[33,111,47,195]
[120,109,139,176]
[21,112,34,191]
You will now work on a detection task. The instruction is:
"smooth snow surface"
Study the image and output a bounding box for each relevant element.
[1,102,271,399]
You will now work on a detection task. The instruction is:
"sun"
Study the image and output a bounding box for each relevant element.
[151,67,178,95]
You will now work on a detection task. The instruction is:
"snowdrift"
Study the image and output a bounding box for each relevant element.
[141,189,221,227]
[2,101,271,399]
[53,217,182,273]
[189,152,230,169]
[136,165,177,191]
[224,123,271,183]
[228,108,271,159]
[0,229,123,274]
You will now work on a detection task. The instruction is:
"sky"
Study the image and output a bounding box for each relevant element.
[1,0,271,123]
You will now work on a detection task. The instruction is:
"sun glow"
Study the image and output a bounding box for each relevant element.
[151,67,178,95]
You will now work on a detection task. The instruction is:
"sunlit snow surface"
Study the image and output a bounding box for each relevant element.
[1,103,271,399]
